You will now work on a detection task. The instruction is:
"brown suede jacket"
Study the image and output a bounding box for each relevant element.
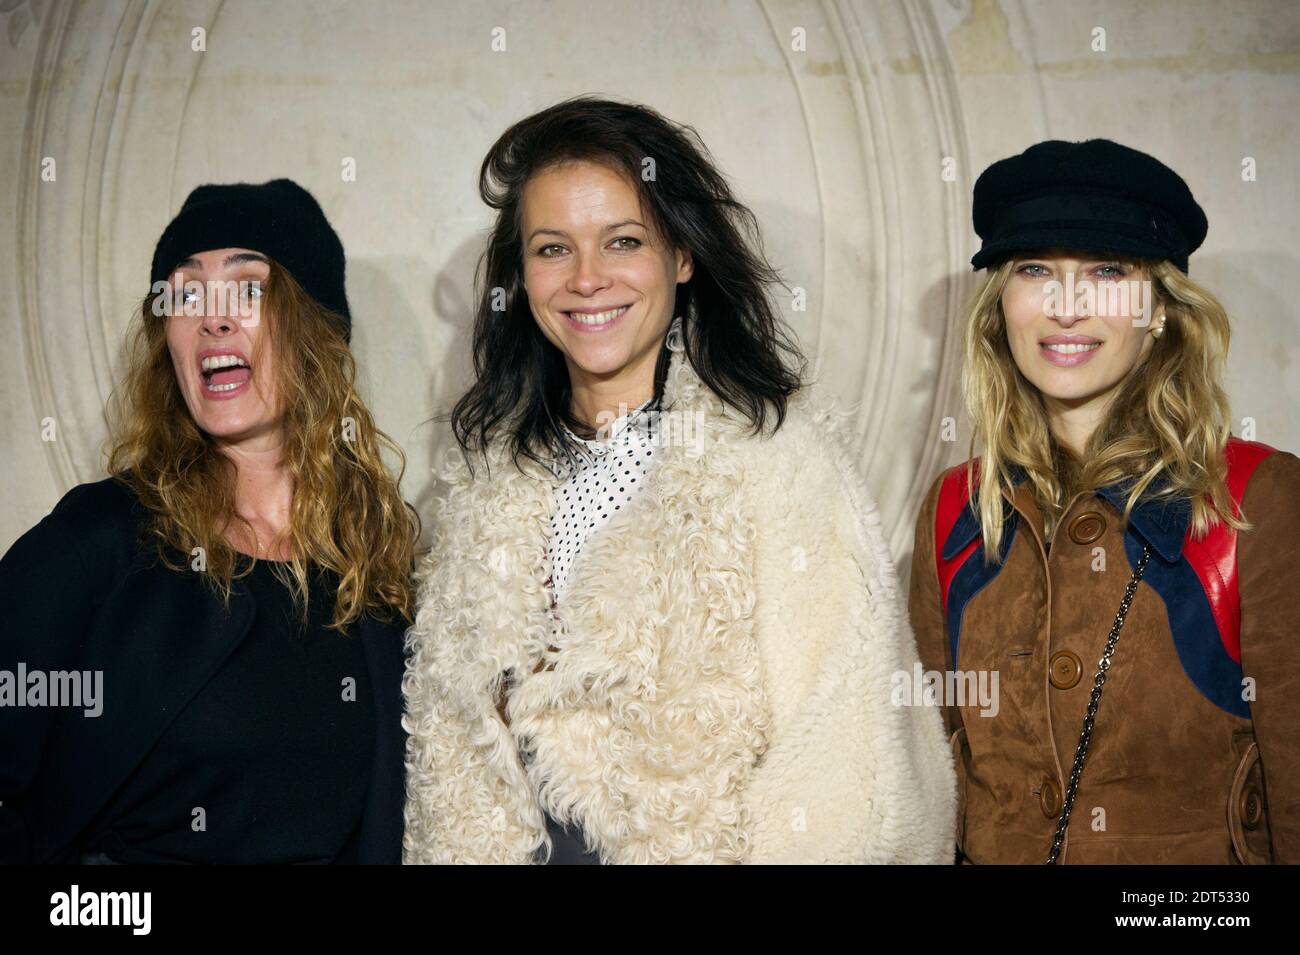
[909,439,1300,864]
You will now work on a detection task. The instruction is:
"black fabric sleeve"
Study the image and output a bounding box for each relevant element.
[0,491,105,863]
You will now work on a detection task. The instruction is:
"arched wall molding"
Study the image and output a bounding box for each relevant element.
[7,1,1292,565]
[16,0,970,561]
[763,0,979,553]
[16,0,220,491]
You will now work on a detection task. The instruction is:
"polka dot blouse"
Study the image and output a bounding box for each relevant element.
[545,397,659,605]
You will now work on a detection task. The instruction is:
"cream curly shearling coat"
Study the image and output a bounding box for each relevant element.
[402,337,956,864]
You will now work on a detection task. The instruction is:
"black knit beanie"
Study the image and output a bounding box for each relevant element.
[150,178,352,339]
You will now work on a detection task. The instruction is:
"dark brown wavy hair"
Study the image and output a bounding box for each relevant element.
[451,95,806,473]
[106,260,419,629]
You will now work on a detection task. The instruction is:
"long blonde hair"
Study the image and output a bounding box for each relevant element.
[962,257,1249,561]
[106,261,419,628]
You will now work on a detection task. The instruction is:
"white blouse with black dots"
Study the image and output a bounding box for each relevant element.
[545,397,659,606]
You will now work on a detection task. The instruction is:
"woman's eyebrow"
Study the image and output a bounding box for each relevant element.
[527,220,648,243]
[223,252,269,267]
[173,252,269,271]
[527,228,569,242]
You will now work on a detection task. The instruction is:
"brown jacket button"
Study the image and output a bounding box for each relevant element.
[1040,778,1062,818]
[1068,511,1106,545]
[1049,650,1083,689]
[1239,786,1264,830]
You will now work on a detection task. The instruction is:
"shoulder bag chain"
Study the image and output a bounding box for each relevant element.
[1047,542,1153,864]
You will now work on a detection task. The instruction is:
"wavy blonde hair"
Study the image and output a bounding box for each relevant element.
[962,256,1250,561]
[106,261,419,628]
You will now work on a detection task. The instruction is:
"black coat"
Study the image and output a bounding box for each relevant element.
[0,477,407,864]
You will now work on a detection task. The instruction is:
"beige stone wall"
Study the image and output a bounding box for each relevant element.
[2,0,1296,570]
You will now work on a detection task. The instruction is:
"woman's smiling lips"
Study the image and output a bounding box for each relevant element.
[1039,334,1102,367]
[562,304,631,332]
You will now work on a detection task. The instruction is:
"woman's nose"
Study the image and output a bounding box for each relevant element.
[567,251,610,295]
[200,306,237,336]
[1049,274,1089,325]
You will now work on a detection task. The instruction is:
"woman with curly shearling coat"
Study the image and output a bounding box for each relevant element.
[402,96,955,864]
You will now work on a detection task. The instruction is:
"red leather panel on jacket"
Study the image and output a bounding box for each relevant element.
[1182,437,1276,664]
[935,460,979,614]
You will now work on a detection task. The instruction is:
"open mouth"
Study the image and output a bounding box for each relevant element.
[200,353,252,395]
[1039,339,1102,366]
[564,305,630,329]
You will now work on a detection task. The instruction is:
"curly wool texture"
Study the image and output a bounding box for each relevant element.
[402,342,956,864]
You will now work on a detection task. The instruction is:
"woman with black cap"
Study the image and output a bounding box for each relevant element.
[0,179,418,863]
[909,138,1300,863]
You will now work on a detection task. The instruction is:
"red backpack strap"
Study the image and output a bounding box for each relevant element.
[935,460,981,615]
[1181,437,1277,664]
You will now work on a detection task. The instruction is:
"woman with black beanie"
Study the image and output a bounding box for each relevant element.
[0,179,418,864]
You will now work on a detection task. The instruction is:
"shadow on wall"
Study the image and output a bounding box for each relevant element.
[1195,251,1298,446]
[896,267,976,596]
[346,233,484,556]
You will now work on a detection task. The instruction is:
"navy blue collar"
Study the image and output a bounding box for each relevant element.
[1094,478,1190,562]
[941,463,1190,563]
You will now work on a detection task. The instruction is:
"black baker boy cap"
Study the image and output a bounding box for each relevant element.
[971,139,1208,274]
[150,178,352,340]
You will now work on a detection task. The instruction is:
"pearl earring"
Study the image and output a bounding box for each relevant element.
[1151,318,1167,339]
